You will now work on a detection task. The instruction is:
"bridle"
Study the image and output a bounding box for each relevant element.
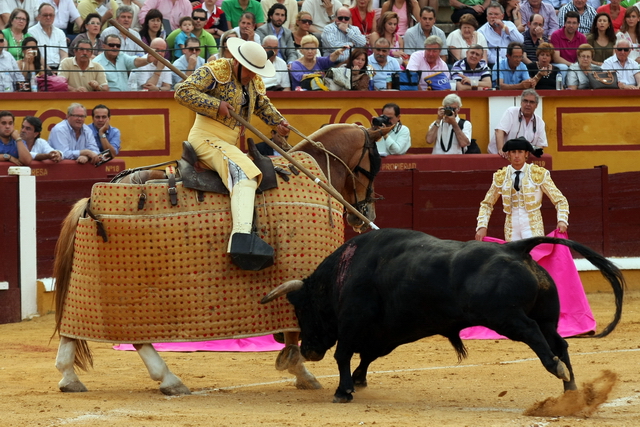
[350,126,382,219]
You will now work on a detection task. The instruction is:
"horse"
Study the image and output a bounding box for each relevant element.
[52,123,392,395]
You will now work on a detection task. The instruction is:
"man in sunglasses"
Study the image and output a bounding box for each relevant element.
[171,37,205,88]
[321,7,366,63]
[94,34,156,91]
[603,39,640,89]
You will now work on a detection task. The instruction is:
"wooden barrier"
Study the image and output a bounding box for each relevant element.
[0,176,20,324]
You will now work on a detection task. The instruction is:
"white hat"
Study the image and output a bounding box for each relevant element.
[227,38,275,78]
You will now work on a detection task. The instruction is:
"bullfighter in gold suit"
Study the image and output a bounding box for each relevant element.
[475,137,569,242]
[175,38,290,270]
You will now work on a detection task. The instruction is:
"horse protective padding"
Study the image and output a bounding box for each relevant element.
[59,152,345,344]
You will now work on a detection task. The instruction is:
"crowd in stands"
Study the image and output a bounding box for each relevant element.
[0,0,639,92]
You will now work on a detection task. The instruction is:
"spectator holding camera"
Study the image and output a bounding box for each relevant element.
[425,94,472,155]
[372,103,411,156]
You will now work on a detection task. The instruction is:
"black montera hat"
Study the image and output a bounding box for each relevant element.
[502,137,534,153]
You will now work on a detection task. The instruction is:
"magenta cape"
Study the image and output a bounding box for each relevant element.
[114,335,285,352]
[459,230,596,340]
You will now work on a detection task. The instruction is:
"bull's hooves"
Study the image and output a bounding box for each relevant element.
[160,384,192,396]
[333,394,354,403]
[354,380,368,388]
[60,381,88,393]
[295,378,322,390]
[553,356,571,382]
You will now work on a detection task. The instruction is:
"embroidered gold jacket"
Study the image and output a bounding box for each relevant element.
[174,58,284,131]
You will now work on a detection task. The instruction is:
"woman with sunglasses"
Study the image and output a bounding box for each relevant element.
[139,9,170,59]
[587,12,616,66]
[2,9,31,60]
[293,12,318,51]
[17,37,50,80]
[69,13,103,58]
[616,6,640,64]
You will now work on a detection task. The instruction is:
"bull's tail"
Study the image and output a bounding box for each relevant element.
[507,236,625,338]
[52,198,93,371]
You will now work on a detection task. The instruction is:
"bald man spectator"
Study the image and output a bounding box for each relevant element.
[520,0,559,38]
[49,103,101,164]
[128,38,172,91]
[522,14,548,64]
[58,40,109,92]
[557,0,598,35]
[321,7,366,63]
[29,3,68,70]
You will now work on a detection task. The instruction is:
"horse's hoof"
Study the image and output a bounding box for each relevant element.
[295,376,322,390]
[553,356,571,382]
[276,345,299,371]
[59,380,88,393]
[160,384,191,396]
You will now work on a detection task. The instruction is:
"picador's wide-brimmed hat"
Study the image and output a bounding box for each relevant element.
[227,38,275,78]
[502,137,534,153]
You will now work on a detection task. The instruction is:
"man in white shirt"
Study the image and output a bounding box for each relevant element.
[233,12,262,42]
[477,2,524,67]
[602,39,640,89]
[128,38,172,91]
[0,0,41,28]
[21,116,62,162]
[44,0,83,34]
[172,37,205,87]
[425,94,472,155]
[261,35,291,90]
[301,0,343,33]
[29,3,68,69]
[321,7,366,63]
[374,103,412,156]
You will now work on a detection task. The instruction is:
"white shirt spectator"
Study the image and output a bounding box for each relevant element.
[261,55,290,89]
[0,50,25,91]
[232,26,261,43]
[602,54,640,86]
[428,119,473,154]
[29,137,59,157]
[376,123,411,156]
[29,23,69,67]
[128,62,172,90]
[171,54,205,87]
[488,106,548,154]
[0,0,41,27]
[44,0,82,32]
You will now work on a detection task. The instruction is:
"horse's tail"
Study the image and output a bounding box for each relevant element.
[507,236,625,338]
[52,198,93,371]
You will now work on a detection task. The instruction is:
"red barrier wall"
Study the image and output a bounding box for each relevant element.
[0,176,21,324]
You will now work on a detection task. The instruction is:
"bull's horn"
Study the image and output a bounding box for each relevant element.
[260,280,304,304]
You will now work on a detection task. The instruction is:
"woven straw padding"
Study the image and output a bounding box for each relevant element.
[59,152,345,343]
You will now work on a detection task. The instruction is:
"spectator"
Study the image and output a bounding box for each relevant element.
[222,0,265,29]
[69,13,103,58]
[475,136,568,242]
[587,12,616,65]
[566,43,601,88]
[493,42,534,90]
[29,3,68,70]
[0,1,39,29]
[603,39,640,88]
[557,0,598,35]
[21,116,62,162]
[139,0,192,31]
[404,6,448,60]
[89,104,120,157]
[374,102,411,156]
[449,0,490,27]
[257,3,297,63]
[0,111,31,166]
[48,103,101,164]
[168,9,218,60]
[174,17,195,59]
[407,35,451,91]
[2,9,31,60]
[101,5,145,57]
[598,0,626,33]
[261,34,291,90]
[350,0,375,37]
[44,0,83,36]
[195,0,229,38]
[368,37,402,90]
[117,0,142,32]
[289,34,347,89]
[232,12,261,43]
[59,40,109,92]
[172,36,205,87]
[128,38,172,91]
[76,0,118,31]
[321,7,367,63]
[550,11,587,67]
[292,11,320,52]
[523,14,548,64]
[478,2,524,67]
[300,0,343,33]
[261,0,297,31]
[212,29,237,60]
[0,37,24,91]
[369,12,407,66]
[451,44,492,90]
[139,9,169,59]
[17,37,48,80]
[325,47,372,90]
[488,88,547,155]
[93,34,155,91]
[425,94,472,154]
[520,0,559,38]
[499,0,525,33]
[616,6,640,64]
[526,41,561,89]
[446,13,488,63]
[380,0,421,36]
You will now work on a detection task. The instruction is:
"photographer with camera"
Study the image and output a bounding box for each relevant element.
[425,94,472,154]
[372,103,411,156]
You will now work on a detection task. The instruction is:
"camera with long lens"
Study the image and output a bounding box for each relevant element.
[372,115,391,127]
[443,106,456,117]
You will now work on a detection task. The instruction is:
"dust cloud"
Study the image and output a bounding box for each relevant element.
[524,370,618,417]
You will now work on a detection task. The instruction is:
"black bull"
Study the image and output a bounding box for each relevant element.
[261,228,625,403]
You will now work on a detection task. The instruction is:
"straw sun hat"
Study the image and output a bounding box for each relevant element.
[227,38,275,78]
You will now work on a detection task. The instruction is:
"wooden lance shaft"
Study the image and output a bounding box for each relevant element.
[108,19,379,230]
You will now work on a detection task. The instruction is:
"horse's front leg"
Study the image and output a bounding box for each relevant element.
[275,332,322,390]
[134,344,191,396]
[56,337,88,392]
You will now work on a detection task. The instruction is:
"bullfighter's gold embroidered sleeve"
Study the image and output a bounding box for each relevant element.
[252,77,285,128]
[538,168,570,225]
[174,64,222,119]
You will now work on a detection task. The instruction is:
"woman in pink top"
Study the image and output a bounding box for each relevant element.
[369,12,407,62]
[380,0,420,36]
